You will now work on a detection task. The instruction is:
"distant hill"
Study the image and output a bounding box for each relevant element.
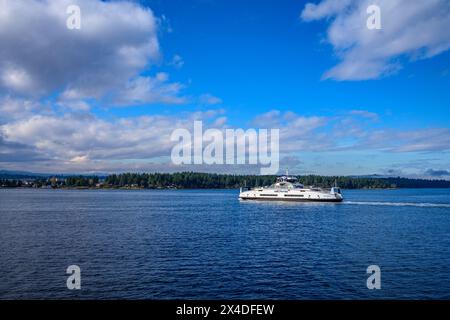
[349,174,398,179]
[0,170,106,180]
[0,170,50,179]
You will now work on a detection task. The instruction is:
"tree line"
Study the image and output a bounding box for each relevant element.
[103,173,450,189]
[101,173,450,189]
[2,173,450,189]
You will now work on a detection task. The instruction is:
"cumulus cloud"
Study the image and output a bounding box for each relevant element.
[0,133,49,163]
[114,74,187,105]
[0,96,46,123]
[0,0,185,104]
[252,110,450,154]
[347,127,450,153]
[349,109,379,121]
[0,0,448,175]
[199,93,223,105]
[0,109,229,167]
[301,0,450,80]
[301,0,353,21]
[252,110,331,152]
[1,104,450,173]
[306,113,450,154]
[169,54,185,69]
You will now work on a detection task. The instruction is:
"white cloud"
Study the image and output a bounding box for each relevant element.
[301,0,353,21]
[70,155,89,163]
[252,109,450,155]
[390,128,450,152]
[301,0,450,80]
[199,93,223,105]
[57,100,91,112]
[1,105,450,172]
[0,96,52,123]
[0,109,229,167]
[252,110,331,152]
[342,127,450,153]
[0,0,186,105]
[349,109,379,121]
[115,74,187,105]
[169,54,185,69]
[251,110,282,127]
[1,66,35,94]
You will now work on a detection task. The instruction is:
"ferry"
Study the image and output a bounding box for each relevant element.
[239,175,343,202]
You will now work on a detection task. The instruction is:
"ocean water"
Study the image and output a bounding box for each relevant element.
[1,188,450,300]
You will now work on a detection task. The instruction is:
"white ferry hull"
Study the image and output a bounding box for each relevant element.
[239,189,343,202]
[239,196,343,202]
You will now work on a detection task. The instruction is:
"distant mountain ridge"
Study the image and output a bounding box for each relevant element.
[0,170,107,179]
[349,174,399,179]
[0,170,50,179]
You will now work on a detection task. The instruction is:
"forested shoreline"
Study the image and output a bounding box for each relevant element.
[2,172,450,189]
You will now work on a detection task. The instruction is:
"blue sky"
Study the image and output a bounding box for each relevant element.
[139,0,450,124]
[1,0,450,178]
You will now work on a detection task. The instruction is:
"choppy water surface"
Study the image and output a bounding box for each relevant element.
[1,188,450,299]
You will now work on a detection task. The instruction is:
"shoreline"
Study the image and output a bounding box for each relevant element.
[0,186,434,191]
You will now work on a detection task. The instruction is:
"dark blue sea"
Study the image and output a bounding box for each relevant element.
[1,188,450,299]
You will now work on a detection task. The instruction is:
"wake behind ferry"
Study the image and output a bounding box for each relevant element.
[239,175,343,202]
